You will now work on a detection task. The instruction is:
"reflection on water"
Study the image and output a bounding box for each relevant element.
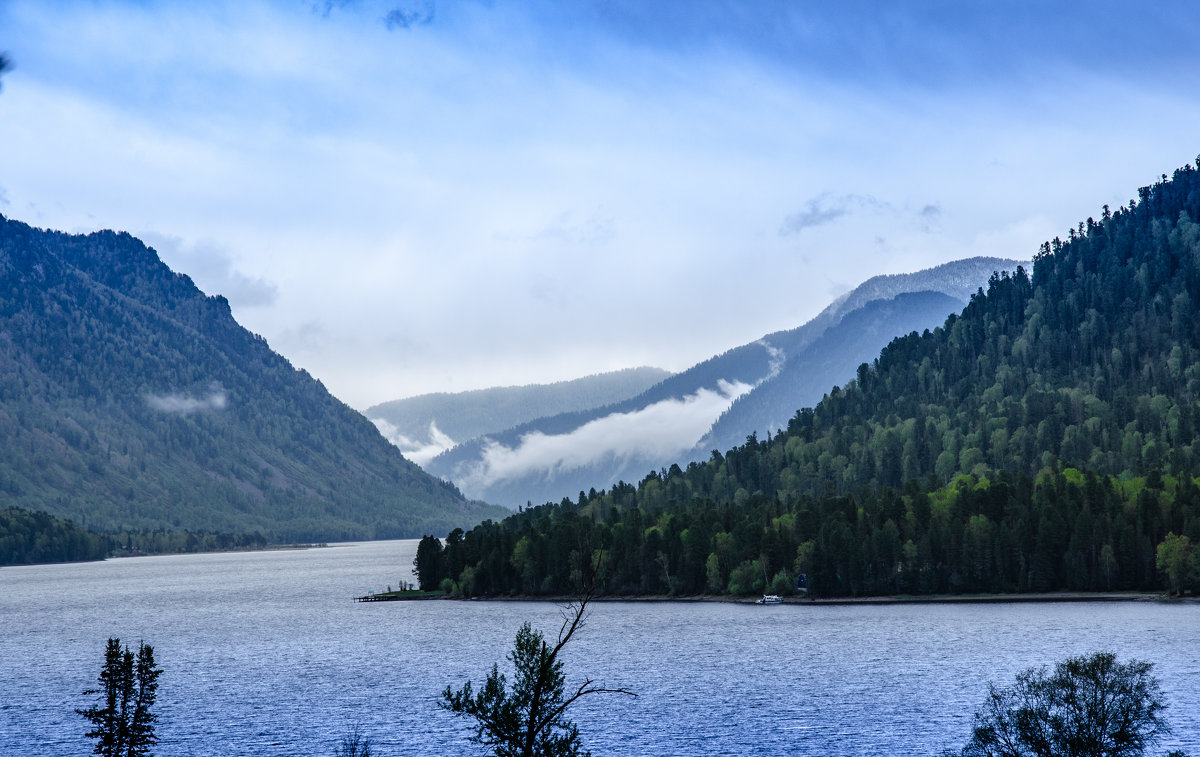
[2,540,1197,756]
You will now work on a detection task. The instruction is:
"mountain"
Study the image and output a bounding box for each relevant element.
[365,367,672,465]
[424,257,1022,508]
[699,291,963,455]
[0,216,504,541]
[417,160,1200,599]
[701,258,1027,454]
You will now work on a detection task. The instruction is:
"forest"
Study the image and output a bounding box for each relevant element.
[415,468,1196,598]
[0,216,503,541]
[0,505,269,567]
[415,160,1200,599]
[0,506,108,565]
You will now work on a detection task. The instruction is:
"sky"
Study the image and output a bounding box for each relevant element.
[2,1,1199,410]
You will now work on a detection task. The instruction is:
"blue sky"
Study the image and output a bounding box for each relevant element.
[2,1,1198,408]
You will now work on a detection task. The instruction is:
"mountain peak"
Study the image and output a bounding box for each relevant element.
[0,217,504,539]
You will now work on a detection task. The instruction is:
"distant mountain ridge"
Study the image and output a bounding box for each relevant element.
[702,257,1027,452]
[700,290,969,455]
[366,366,671,465]
[0,216,503,540]
[422,256,1024,507]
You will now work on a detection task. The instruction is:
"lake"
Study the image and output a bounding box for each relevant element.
[2,539,1197,756]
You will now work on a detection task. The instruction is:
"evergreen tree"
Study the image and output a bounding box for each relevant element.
[78,638,161,757]
[441,587,634,757]
[413,534,445,591]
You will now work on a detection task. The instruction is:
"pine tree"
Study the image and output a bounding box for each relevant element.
[78,638,161,757]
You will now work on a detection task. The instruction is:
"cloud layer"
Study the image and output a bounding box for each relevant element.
[2,2,1199,408]
[456,380,752,493]
[145,387,228,414]
[372,418,456,466]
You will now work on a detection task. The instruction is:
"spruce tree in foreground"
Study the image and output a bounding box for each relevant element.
[78,637,161,757]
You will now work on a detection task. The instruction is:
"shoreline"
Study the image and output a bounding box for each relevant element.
[109,542,332,560]
[358,590,1195,605]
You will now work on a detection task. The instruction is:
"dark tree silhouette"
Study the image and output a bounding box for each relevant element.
[77,638,162,757]
[441,562,635,757]
[333,725,372,757]
[955,651,1172,757]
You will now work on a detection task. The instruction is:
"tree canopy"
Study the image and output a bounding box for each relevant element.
[78,638,162,757]
[418,160,1200,599]
[952,651,1172,757]
[442,588,635,757]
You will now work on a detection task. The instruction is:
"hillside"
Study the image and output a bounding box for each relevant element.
[425,258,1019,508]
[0,216,504,541]
[365,366,671,465]
[700,290,967,455]
[415,161,1200,599]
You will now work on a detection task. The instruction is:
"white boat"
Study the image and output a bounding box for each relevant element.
[756,594,783,604]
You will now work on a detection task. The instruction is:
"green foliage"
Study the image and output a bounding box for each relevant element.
[0,216,504,541]
[1155,532,1195,596]
[727,559,765,596]
[413,534,445,591]
[77,638,161,757]
[0,504,316,567]
[420,468,1199,597]
[0,506,108,565]
[953,651,1171,757]
[441,595,634,757]
[107,528,269,557]
[421,161,1200,598]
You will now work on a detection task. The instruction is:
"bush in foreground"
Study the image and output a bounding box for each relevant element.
[948,651,1183,757]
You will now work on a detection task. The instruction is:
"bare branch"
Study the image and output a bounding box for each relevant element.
[442,545,632,756]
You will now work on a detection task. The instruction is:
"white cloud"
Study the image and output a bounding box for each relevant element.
[145,387,228,414]
[456,380,752,491]
[759,340,785,380]
[2,1,1200,412]
[371,418,457,466]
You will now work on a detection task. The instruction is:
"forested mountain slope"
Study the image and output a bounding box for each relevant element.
[0,217,503,541]
[700,290,967,455]
[365,366,671,464]
[417,161,1200,599]
[425,258,1016,508]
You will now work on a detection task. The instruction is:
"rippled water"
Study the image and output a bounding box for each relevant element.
[2,540,1197,756]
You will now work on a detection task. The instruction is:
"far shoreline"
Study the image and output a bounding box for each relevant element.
[357,590,1196,605]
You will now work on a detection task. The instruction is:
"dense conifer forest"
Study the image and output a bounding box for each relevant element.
[0,505,270,566]
[0,506,109,565]
[0,217,504,542]
[416,161,1200,598]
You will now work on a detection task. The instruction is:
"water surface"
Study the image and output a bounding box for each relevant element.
[2,540,1196,755]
